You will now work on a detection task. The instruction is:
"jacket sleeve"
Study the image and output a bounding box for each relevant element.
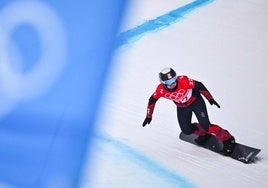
[194,80,213,101]
[145,95,158,118]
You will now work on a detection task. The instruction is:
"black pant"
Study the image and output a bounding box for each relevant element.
[176,96,210,135]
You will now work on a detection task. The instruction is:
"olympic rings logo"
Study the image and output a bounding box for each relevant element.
[0,1,67,119]
[164,89,192,103]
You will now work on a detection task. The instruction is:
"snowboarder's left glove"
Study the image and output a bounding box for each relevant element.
[209,99,220,108]
[142,117,152,127]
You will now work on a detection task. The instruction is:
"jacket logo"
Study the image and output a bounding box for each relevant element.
[164,89,192,103]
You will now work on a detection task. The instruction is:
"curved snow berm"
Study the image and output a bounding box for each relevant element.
[81,0,268,188]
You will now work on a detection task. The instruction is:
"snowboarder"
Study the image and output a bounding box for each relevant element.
[142,67,236,155]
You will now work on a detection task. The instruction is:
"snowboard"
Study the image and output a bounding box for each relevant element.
[179,132,261,164]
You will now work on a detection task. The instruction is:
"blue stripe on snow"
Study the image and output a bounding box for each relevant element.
[95,134,196,188]
[116,0,214,48]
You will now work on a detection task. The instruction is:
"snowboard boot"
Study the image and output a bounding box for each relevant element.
[194,134,212,146]
[221,136,236,155]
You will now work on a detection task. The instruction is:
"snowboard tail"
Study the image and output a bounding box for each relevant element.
[179,132,261,163]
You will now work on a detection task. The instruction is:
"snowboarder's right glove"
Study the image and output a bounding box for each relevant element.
[142,117,152,127]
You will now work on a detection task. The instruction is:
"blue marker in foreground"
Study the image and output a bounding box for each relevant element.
[0,0,127,187]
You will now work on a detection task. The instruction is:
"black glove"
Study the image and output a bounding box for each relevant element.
[209,99,220,108]
[142,117,152,127]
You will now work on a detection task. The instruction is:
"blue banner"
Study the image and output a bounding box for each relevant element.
[0,0,127,187]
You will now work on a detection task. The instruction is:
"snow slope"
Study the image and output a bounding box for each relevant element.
[80,0,268,187]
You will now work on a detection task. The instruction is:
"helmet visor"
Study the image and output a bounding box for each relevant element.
[163,77,176,86]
